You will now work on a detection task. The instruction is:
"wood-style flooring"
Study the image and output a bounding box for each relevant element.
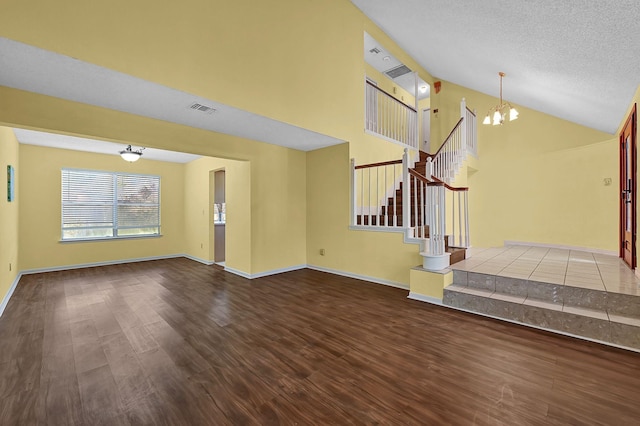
[1,258,639,425]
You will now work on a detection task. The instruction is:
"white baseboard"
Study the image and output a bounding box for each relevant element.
[224,264,307,279]
[182,254,214,265]
[0,273,22,318]
[19,254,186,275]
[504,240,617,256]
[307,265,409,290]
[407,292,442,305]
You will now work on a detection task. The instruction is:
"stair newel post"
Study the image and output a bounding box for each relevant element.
[439,185,446,255]
[350,158,356,227]
[464,190,470,247]
[402,148,410,233]
[414,71,419,150]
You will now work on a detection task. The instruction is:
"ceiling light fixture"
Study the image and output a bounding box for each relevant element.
[483,72,519,126]
[119,145,144,162]
[419,85,428,94]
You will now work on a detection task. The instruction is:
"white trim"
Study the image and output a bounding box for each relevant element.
[183,254,214,265]
[307,265,409,290]
[349,225,407,234]
[504,240,617,256]
[407,292,442,305]
[224,264,307,280]
[440,303,640,354]
[348,225,423,246]
[19,254,185,275]
[224,267,252,279]
[0,273,22,318]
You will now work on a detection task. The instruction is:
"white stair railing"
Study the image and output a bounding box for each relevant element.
[431,118,464,183]
[430,98,477,183]
[351,157,404,228]
[462,98,478,156]
[365,81,418,149]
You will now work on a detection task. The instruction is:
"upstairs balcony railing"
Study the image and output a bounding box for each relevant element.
[365,80,418,149]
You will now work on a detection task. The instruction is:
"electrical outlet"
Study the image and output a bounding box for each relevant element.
[320,249,325,256]
[603,178,612,186]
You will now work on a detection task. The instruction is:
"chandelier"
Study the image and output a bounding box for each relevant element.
[483,72,519,125]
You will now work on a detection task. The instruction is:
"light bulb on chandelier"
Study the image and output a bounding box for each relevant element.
[483,72,519,126]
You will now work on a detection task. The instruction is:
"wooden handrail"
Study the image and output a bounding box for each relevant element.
[465,106,476,117]
[425,117,464,159]
[408,169,468,191]
[355,159,403,170]
[365,80,417,113]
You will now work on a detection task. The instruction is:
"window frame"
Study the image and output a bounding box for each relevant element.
[61,168,161,242]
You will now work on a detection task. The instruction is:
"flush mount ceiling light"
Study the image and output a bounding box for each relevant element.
[119,145,145,162]
[419,85,428,93]
[483,72,519,126]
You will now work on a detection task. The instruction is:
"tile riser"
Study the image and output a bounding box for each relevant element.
[443,290,640,351]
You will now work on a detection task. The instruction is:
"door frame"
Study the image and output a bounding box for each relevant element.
[620,104,637,268]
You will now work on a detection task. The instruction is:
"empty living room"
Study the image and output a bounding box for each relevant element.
[1,0,640,424]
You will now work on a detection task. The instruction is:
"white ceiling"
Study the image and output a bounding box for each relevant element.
[0,37,344,153]
[352,0,640,134]
[13,128,201,163]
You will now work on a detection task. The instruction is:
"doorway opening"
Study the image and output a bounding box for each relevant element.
[211,169,226,265]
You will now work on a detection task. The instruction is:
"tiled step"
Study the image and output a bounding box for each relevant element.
[443,272,640,351]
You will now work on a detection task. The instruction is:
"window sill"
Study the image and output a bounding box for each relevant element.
[59,234,163,243]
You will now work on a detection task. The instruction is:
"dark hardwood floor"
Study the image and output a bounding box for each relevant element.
[1,258,639,425]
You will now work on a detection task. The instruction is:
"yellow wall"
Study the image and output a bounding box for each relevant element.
[307,143,422,285]
[432,80,617,251]
[18,144,186,270]
[0,127,19,305]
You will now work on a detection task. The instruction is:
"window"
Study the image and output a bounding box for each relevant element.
[213,202,226,224]
[61,169,160,240]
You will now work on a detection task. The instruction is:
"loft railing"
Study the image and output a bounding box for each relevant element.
[365,80,418,149]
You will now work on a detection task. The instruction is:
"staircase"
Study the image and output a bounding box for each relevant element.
[356,151,466,266]
[352,97,476,272]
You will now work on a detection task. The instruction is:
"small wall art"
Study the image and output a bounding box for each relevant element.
[7,165,15,202]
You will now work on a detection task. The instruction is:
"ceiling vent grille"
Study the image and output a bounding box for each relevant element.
[188,102,216,114]
[385,64,412,79]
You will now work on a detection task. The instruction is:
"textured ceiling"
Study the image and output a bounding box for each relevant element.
[0,37,344,153]
[351,0,640,134]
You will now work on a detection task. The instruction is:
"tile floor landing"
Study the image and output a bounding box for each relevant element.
[444,245,640,352]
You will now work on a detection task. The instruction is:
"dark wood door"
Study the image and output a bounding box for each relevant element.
[620,104,637,268]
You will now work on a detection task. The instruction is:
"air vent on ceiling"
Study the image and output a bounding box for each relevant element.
[188,102,216,114]
[369,47,381,54]
[385,64,412,79]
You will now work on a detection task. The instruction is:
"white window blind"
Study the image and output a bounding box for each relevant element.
[61,169,160,240]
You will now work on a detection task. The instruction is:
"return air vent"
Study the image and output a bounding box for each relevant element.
[188,102,216,114]
[385,64,412,79]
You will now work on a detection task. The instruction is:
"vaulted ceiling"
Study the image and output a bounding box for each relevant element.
[351,0,640,134]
